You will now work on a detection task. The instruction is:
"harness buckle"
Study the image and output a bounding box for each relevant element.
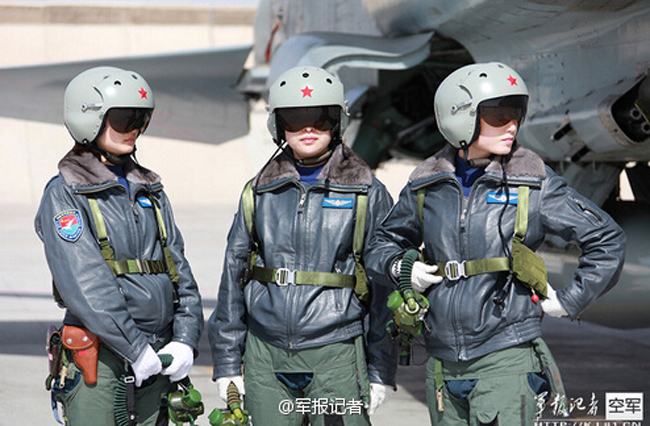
[444,260,467,281]
[274,268,295,286]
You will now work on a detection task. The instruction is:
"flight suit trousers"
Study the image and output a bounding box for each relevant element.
[243,332,371,426]
[426,342,545,426]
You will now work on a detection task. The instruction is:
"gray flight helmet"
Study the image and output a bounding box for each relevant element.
[64,66,155,144]
[434,62,529,149]
[266,66,349,141]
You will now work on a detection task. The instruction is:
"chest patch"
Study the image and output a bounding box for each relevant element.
[53,210,83,242]
[487,192,519,205]
[322,197,354,209]
[137,197,153,208]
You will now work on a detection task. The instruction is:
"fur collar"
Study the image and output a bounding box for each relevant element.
[58,148,161,188]
[409,144,546,183]
[256,144,374,188]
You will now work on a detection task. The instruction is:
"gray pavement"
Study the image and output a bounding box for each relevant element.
[1,204,648,425]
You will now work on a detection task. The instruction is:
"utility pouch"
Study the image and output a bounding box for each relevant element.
[510,185,548,298]
[353,261,371,306]
[45,326,64,390]
[511,240,548,298]
[61,325,100,385]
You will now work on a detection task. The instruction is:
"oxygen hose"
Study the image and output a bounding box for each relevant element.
[227,381,247,424]
[115,354,199,426]
[399,249,421,313]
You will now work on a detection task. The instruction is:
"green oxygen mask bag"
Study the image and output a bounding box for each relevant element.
[386,249,430,365]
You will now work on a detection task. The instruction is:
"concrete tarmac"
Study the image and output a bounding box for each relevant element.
[1,203,649,425]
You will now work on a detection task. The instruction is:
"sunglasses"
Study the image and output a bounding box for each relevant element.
[478,95,527,127]
[106,108,153,134]
[276,106,339,132]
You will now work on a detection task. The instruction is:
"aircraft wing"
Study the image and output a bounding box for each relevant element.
[0,44,252,144]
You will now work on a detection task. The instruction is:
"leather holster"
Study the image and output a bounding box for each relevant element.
[62,325,100,385]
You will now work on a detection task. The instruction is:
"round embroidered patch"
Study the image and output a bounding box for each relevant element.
[53,210,83,242]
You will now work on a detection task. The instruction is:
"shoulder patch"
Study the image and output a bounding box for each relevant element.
[53,210,83,242]
[137,197,153,208]
[322,197,354,209]
[487,191,519,205]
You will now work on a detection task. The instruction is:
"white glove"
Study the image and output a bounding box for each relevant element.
[216,375,245,404]
[411,261,443,293]
[541,283,568,317]
[131,345,162,387]
[158,341,194,382]
[368,383,393,415]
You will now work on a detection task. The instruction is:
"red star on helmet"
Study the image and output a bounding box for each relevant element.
[507,75,518,86]
[138,87,148,99]
[301,85,313,98]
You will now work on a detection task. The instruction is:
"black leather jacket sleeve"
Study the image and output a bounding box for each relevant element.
[539,167,626,318]
[208,194,250,379]
[364,182,399,387]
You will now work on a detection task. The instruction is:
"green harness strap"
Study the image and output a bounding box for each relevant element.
[151,198,180,286]
[351,193,371,304]
[241,180,370,304]
[417,185,547,295]
[86,196,179,287]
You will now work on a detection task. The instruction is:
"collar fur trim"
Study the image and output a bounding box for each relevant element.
[409,144,546,183]
[256,144,374,188]
[58,148,161,188]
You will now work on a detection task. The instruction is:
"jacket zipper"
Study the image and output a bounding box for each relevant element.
[574,198,603,221]
[451,175,490,361]
[449,178,467,360]
[288,185,307,349]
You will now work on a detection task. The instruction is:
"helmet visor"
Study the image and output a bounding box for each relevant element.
[478,95,528,127]
[106,108,153,134]
[277,106,339,132]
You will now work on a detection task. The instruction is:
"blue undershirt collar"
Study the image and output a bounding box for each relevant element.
[105,164,129,195]
[296,164,324,186]
[455,154,486,197]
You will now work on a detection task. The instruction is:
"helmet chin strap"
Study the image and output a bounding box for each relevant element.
[460,143,492,168]
[295,149,332,166]
[295,131,345,166]
[87,141,133,166]
[278,138,341,166]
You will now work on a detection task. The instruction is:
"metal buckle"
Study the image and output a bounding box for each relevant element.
[274,268,295,286]
[444,260,467,281]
